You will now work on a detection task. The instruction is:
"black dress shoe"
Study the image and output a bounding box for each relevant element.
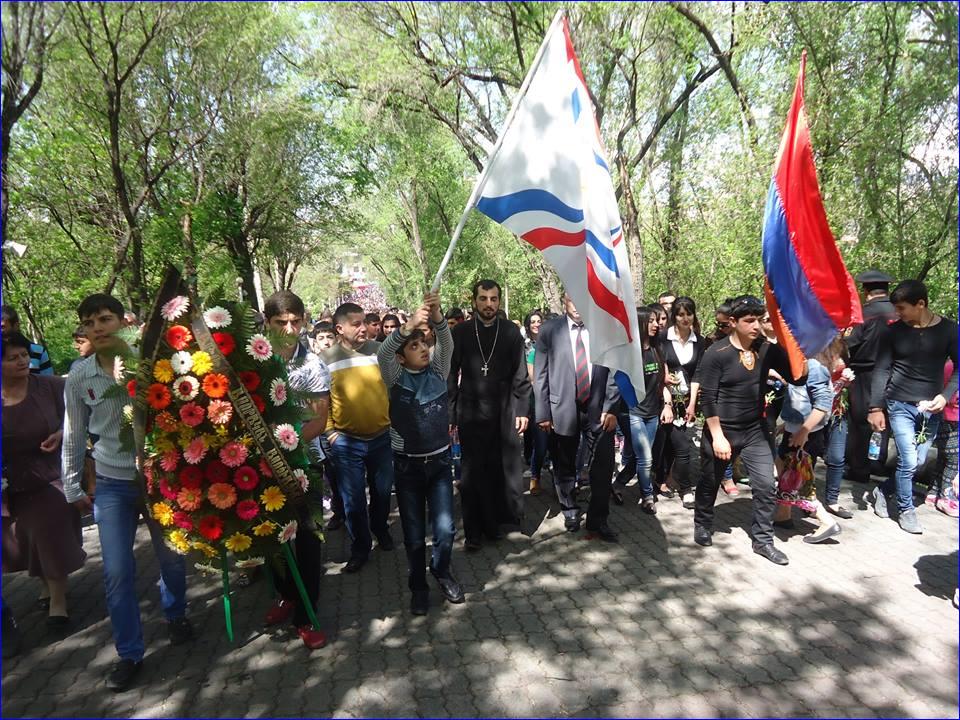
[106,659,143,692]
[325,515,344,531]
[431,572,465,603]
[464,538,482,552]
[752,542,789,565]
[564,516,582,532]
[825,504,853,520]
[167,616,194,645]
[377,534,395,551]
[610,487,624,506]
[694,524,713,546]
[410,590,429,616]
[586,524,618,543]
[343,556,367,573]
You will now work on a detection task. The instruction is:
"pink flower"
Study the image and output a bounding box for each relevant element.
[207,399,233,425]
[258,457,274,478]
[219,441,248,468]
[159,477,180,500]
[202,306,232,329]
[274,423,299,451]
[269,378,288,406]
[183,437,208,465]
[278,520,298,544]
[233,465,259,491]
[246,334,273,362]
[292,468,309,493]
[207,482,238,510]
[235,499,259,521]
[179,402,206,427]
[161,295,190,321]
[160,449,181,472]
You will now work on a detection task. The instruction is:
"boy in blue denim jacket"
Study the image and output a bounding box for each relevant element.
[377,292,464,615]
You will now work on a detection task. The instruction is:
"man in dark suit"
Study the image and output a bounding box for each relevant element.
[845,269,898,485]
[534,294,620,541]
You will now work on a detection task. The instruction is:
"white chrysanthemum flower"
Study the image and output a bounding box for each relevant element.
[292,468,309,492]
[169,350,193,375]
[161,295,190,322]
[203,306,233,329]
[246,334,273,362]
[274,423,299,451]
[278,520,298,544]
[269,378,288,406]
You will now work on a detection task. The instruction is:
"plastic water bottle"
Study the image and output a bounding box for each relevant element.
[868,431,882,461]
[450,428,461,461]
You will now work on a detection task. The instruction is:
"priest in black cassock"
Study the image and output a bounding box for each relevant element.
[449,279,531,550]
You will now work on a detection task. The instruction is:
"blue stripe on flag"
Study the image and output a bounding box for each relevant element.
[585,230,618,276]
[610,225,621,237]
[761,182,838,353]
[476,189,584,225]
[593,151,609,173]
[571,89,581,122]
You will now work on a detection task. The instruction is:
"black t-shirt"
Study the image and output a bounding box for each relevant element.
[697,336,798,429]
[847,296,897,372]
[870,317,959,406]
[632,345,664,419]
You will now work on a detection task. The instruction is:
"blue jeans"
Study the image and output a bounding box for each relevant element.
[329,431,395,560]
[529,424,550,479]
[628,414,660,498]
[394,451,455,591]
[824,417,848,506]
[93,476,187,662]
[882,401,940,512]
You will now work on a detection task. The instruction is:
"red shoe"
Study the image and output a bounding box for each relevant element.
[297,625,327,650]
[264,599,294,626]
[721,480,739,496]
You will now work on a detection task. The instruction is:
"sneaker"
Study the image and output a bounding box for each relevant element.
[898,507,923,534]
[871,486,889,519]
[106,659,143,692]
[522,469,532,479]
[264,599,295,626]
[641,496,657,515]
[410,590,429,616]
[681,492,695,509]
[296,625,327,650]
[936,498,960,518]
[167,617,194,645]
[694,524,713,547]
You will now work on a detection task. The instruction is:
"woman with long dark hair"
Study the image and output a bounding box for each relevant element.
[655,297,707,509]
[523,309,548,494]
[611,306,672,513]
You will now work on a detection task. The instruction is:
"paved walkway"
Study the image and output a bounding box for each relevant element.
[2,474,958,718]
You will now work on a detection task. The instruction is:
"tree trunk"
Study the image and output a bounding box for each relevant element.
[663,97,689,289]
[224,231,260,311]
[616,155,644,302]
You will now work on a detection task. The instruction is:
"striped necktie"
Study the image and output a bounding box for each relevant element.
[574,324,590,407]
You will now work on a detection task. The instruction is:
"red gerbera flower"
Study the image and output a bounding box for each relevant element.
[233,465,259,491]
[238,370,260,392]
[146,383,172,410]
[204,460,230,485]
[159,477,180,501]
[250,393,265,413]
[178,466,203,489]
[172,511,193,530]
[198,515,224,541]
[127,379,137,398]
[212,332,236,356]
[166,325,193,351]
[235,499,260,521]
[258,457,274,478]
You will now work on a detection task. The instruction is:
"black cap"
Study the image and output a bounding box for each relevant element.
[855,269,893,285]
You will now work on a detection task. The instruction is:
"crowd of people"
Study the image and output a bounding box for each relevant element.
[0,268,956,691]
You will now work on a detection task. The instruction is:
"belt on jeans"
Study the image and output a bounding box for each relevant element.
[397,452,447,464]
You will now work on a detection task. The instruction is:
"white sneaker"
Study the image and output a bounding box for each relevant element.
[681,492,695,509]
[522,469,532,479]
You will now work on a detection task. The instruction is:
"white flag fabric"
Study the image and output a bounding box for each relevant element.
[474,17,645,401]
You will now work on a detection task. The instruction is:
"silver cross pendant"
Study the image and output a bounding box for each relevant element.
[481,363,489,377]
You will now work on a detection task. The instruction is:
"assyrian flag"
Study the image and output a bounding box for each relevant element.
[762,51,862,379]
[474,16,646,401]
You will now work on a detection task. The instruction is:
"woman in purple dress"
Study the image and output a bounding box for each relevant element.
[2,333,86,631]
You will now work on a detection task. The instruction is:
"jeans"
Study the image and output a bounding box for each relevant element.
[934,419,958,500]
[696,423,778,545]
[329,431,395,560]
[824,417,848,506]
[93,476,187,662]
[394,451,455,591]
[615,412,636,484]
[529,424,550,479]
[882,401,940,512]
[624,414,659,498]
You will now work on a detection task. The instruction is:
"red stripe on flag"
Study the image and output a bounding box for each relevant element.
[764,278,806,381]
[562,19,588,88]
[521,227,585,251]
[586,259,632,343]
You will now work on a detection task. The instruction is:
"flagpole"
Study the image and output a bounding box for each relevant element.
[430,8,566,292]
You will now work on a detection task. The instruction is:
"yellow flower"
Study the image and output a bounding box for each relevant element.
[224,533,252,553]
[215,425,229,437]
[260,486,286,512]
[252,520,278,537]
[204,432,225,450]
[153,436,176,453]
[192,541,218,558]
[152,502,175,526]
[153,359,174,383]
[191,351,213,377]
[239,435,254,447]
[169,529,191,554]
[178,426,196,447]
